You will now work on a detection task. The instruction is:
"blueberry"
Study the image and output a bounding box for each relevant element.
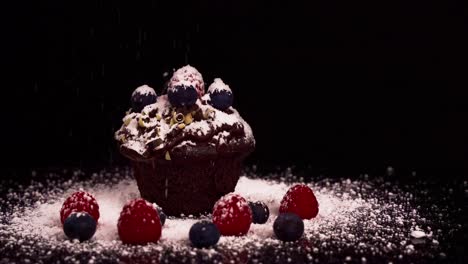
[273,213,304,242]
[156,206,166,226]
[249,201,269,224]
[207,78,233,111]
[63,212,97,242]
[168,85,198,108]
[209,90,233,111]
[189,220,220,248]
[131,85,157,113]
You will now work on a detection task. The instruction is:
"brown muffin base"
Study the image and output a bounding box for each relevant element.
[132,154,246,216]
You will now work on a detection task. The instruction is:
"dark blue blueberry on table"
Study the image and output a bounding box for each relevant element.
[189,220,221,248]
[131,85,157,113]
[156,206,166,226]
[168,85,198,108]
[63,212,97,242]
[273,213,304,242]
[249,201,269,224]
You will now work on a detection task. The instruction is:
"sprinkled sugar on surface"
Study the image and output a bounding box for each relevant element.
[0,168,465,263]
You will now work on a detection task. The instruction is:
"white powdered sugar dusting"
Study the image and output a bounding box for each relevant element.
[168,65,204,94]
[410,230,426,239]
[116,93,254,156]
[115,66,256,158]
[160,218,198,243]
[207,78,232,93]
[132,85,156,96]
[4,175,421,244]
[0,168,453,263]
[235,177,288,215]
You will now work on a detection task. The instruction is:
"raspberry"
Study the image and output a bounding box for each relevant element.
[117,198,162,244]
[169,65,205,97]
[212,193,252,236]
[279,184,319,220]
[60,191,100,224]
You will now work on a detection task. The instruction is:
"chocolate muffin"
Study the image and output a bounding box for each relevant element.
[115,66,255,216]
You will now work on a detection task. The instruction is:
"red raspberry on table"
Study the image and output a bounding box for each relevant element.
[60,191,100,224]
[212,193,252,236]
[279,184,319,220]
[117,198,162,244]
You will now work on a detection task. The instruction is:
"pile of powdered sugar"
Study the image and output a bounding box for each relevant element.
[0,168,447,263]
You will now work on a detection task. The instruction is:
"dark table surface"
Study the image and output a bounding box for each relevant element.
[0,167,466,264]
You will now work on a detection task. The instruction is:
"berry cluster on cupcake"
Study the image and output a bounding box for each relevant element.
[115,65,255,216]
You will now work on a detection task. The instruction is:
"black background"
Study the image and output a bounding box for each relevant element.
[2,0,468,179]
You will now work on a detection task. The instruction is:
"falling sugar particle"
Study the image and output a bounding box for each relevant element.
[165,177,168,199]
